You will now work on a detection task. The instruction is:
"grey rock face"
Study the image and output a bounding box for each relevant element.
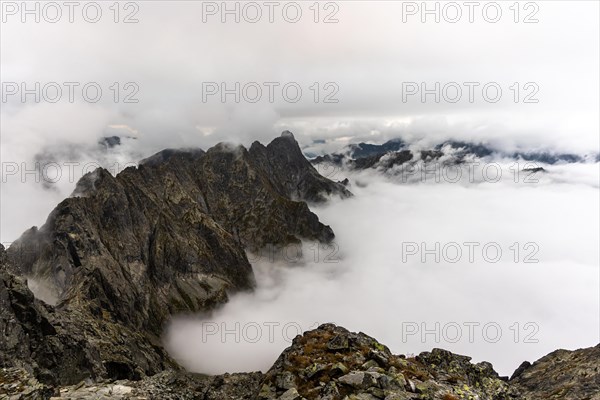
[509,345,600,400]
[3,133,349,386]
[9,132,347,307]
[1,244,177,386]
[249,133,351,204]
[3,369,264,400]
[0,367,55,399]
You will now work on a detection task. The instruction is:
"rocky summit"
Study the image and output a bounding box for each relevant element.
[256,324,600,400]
[0,132,598,399]
[2,133,349,386]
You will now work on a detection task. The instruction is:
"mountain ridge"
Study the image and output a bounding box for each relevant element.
[2,132,349,385]
[309,138,599,173]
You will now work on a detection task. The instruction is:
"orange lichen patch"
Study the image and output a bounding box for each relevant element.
[442,393,460,400]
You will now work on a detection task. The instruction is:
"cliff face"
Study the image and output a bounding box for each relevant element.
[249,132,351,204]
[0,244,177,386]
[2,133,349,385]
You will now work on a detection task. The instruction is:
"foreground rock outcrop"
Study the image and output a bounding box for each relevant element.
[257,324,600,400]
[258,324,516,400]
[510,344,600,400]
[2,323,597,399]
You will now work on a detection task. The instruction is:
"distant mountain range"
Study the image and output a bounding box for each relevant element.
[309,138,599,173]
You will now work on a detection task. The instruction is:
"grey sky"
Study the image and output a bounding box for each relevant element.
[1,0,598,158]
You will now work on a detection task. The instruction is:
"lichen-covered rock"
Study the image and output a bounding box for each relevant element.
[1,320,599,399]
[258,324,599,400]
[0,368,54,399]
[509,344,600,400]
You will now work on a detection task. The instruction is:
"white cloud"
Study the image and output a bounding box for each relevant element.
[165,164,599,376]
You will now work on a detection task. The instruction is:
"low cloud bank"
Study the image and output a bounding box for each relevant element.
[165,164,599,376]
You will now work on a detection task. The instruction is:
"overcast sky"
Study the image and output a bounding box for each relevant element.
[1,0,599,158]
[1,2,599,239]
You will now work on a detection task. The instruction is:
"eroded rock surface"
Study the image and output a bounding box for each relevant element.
[2,133,348,386]
[258,324,519,400]
[3,322,597,399]
[510,344,600,400]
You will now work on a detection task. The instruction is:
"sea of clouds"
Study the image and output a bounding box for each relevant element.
[164,163,600,376]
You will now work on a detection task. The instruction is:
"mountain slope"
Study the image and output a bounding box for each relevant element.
[3,132,349,384]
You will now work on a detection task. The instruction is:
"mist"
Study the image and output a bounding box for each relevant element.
[2,1,599,245]
[164,162,599,377]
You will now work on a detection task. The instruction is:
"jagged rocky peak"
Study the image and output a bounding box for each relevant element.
[249,132,352,203]
[139,147,206,167]
[3,133,350,385]
[281,130,295,139]
[8,131,350,304]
